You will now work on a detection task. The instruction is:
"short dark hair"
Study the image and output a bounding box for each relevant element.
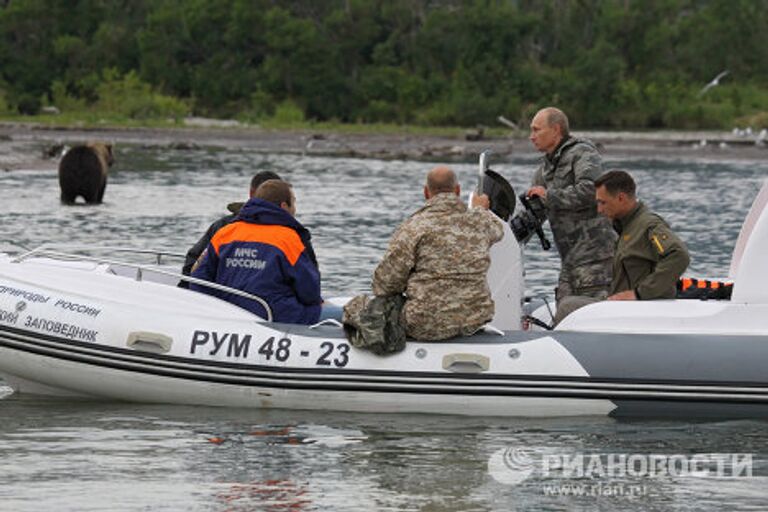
[255,179,293,206]
[250,171,282,192]
[595,170,636,197]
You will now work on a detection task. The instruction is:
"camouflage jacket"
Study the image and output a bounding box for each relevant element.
[372,193,504,341]
[532,136,616,268]
[612,202,690,299]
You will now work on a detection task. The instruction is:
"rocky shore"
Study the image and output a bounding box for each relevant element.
[1,122,766,172]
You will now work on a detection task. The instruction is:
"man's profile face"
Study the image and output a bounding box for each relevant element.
[595,186,623,220]
[529,112,562,154]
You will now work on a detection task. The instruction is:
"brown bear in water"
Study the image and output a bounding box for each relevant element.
[58,142,114,204]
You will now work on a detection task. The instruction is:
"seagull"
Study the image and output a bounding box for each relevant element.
[699,70,729,97]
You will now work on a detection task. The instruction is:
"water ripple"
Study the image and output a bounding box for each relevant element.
[2,148,768,510]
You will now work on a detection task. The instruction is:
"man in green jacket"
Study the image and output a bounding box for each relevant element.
[554,170,690,324]
[597,170,690,300]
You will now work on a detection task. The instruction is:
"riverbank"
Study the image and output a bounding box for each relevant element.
[1,121,767,172]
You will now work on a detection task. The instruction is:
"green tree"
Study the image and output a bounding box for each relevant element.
[0,0,68,112]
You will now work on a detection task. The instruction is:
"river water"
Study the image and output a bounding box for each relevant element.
[1,145,767,510]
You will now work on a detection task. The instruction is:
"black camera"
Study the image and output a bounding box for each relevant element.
[510,194,551,250]
[478,165,551,250]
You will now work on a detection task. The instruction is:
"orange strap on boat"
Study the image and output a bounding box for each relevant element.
[677,277,734,300]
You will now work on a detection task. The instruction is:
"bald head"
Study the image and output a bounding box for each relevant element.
[425,166,459,197]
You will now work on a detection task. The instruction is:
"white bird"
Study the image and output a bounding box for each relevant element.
[699,70,729,96]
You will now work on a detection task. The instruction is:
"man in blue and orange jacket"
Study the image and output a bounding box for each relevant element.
[190,179,322,324]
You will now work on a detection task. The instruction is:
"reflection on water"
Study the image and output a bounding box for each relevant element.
[0,400,766,511]
[2,147,768,510]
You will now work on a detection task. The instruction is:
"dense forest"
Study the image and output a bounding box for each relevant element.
[1,0,767,129]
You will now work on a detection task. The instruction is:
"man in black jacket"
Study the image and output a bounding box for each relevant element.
[180,171,319,287]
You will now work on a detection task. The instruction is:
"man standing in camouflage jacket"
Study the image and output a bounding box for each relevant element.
[372,166,503,341]
[528,107,616,303]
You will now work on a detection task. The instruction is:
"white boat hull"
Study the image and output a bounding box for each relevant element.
[5,176,768,418]
[0,346,617,416]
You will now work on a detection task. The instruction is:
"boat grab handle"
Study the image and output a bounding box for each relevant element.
[481,324,504,336]
[127,332,173,354]
[442,353,490,373]
[309,319,343,329]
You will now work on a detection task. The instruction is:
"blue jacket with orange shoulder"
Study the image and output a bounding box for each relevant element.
[190,198,322,324]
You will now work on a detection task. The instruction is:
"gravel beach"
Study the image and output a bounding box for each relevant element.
[1,121,766,172]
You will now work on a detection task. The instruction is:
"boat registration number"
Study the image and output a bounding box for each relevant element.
[190,330,350,368]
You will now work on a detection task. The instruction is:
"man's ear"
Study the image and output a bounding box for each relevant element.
[424,185,430,200]
[454,184,461,196]
[552,122,564,139]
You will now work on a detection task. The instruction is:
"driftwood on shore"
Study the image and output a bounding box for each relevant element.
[0,123,766,172]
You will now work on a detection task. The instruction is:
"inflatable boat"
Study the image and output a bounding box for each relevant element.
[2,166,768,417]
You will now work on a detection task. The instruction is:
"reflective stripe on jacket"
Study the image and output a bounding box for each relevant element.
[611,202,690,299]
[191,198,321,324]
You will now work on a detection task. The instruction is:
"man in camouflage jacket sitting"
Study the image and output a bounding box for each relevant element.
[371,166,503,341]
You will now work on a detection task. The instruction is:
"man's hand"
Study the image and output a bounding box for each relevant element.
[607,290,637,301]
[527,186,547,200]
[471,193,490,209]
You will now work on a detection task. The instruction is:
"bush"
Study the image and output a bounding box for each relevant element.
[359,99,397,123]
[664,102,735,129]
[95,69,188,120]
[270,99,305,124]
[245,89,276,121]
[15,94,40,115]
[658,84,768,129]
[50,80,88,113]
[0,89,12,115]
[736,111,768,129]
[45,69,189,121]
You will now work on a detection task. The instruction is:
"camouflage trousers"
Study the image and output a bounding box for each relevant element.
[553,295,601,326]
[555,258,612,305]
